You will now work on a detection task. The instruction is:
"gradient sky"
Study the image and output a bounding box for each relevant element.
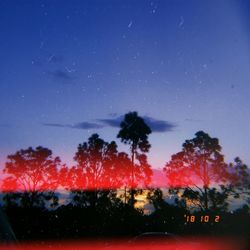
[0,0,249,169]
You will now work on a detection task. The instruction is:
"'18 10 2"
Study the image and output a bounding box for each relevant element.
[184,215,220,223]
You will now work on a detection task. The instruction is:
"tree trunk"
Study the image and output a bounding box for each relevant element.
[124,186,127,204]
[202,156,209,210]
[204,185,208,210]
[130,144,135,206]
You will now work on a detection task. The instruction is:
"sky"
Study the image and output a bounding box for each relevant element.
[0,0,250,170]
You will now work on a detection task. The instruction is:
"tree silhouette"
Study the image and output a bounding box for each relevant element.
[65,133,130,209]
[164,131,229,211]
[117,111,152,206]
[2,146,62,209]
[147,188,167,211]
[147,188,187,232]
[227,157,250,204]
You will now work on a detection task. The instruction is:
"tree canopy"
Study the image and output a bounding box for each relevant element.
[164,131,229,211]
[2,146,62,208]
[62,133,131,208]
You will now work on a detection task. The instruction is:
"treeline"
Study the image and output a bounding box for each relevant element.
[0,112,249,240]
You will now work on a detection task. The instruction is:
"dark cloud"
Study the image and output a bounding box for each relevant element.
[43,115,176,133]
[48,69,74,82]
[43,123,66,128]
[98,115,176,133]
[97,116,123,128]
[107,112,119,117]
[32,54,73,83]
[43,122,104,130]
[74,122,104,129]
[142,116,176,132]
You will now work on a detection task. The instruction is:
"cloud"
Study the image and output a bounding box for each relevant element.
[43,123,66,128]
[43,114,176,133]
[97,117,123,128]
[74,122,104,129]
[32,54,76,84]
[48,69,74,82]
[43,122,104,130]
[98,114,176,133]
[142,116,176,132]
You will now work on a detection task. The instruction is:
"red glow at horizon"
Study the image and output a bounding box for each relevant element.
[0,163,231,192]
[0,146,235,193]
[0,238,247,250]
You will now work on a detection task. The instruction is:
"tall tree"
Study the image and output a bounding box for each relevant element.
[66,134,130,209]
[117,111,152,206]
[164,131,229,211]
[2,146,61,209]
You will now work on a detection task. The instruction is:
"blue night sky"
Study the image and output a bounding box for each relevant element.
[0,0,249,169]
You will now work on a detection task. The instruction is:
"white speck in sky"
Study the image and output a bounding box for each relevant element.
[40,41,44,49]
[203,64,208,70]
[128,20,133,28]
[150,1,157,14]
[65,67,75,73]
[178,16,184,28]
[48,54,55,63]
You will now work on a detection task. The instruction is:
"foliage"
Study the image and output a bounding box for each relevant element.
[227,157,250,203]
[63,133,131,208]
[2,146,62,208]
[164,131,230,211]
